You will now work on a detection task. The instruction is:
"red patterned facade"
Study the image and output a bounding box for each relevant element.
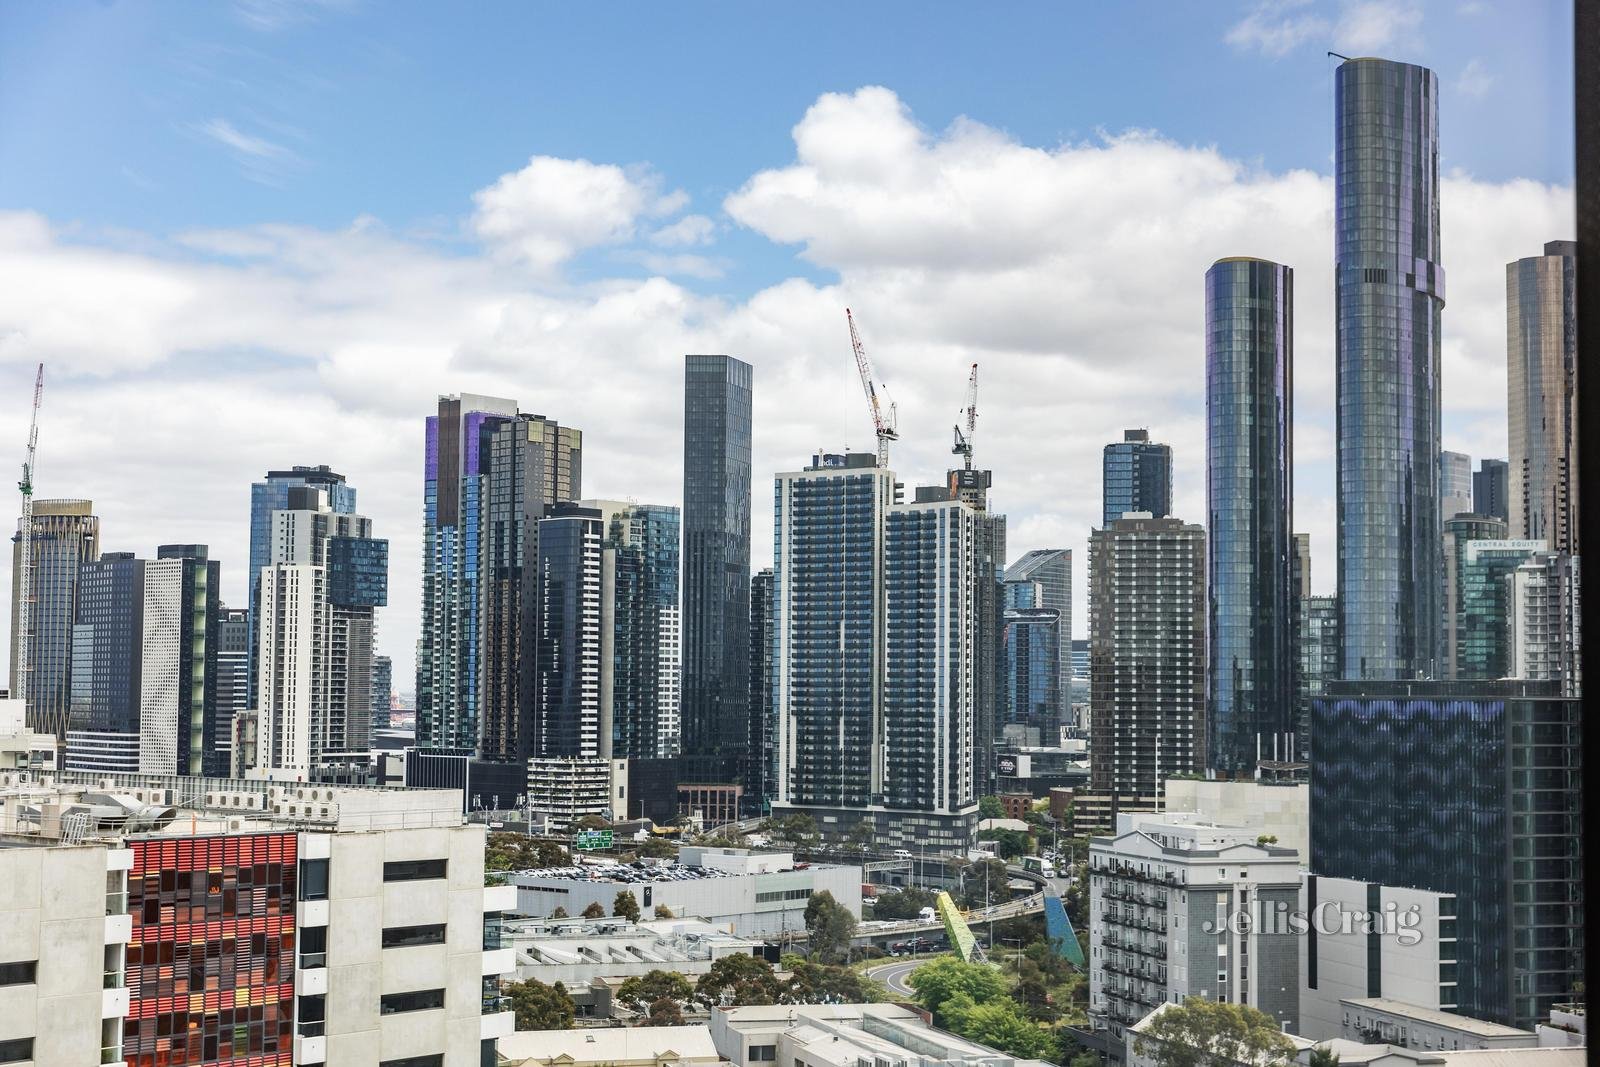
[125,833,298,1067]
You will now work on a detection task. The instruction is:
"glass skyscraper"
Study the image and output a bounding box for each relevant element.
[1456,539,1546,680]
[534,504,606,758]
[1439,450,1473,519]
[1310,680,1582,1029]
[1474,458,1510,523]
[247,465,354,709]
[1205,257,1295,774]
[1004,548,1072,696]
[1334,57,1444,681]
[418,394,518,753]
[1507,240,1579,554]
[9,498,99,739]
[65,551,144,772]
[681,355,753,782]
[1002,606,1061,727]
[1441,513,1509,679]
[1101,430,1171,528]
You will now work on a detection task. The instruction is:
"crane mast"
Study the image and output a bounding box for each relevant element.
[14,363,43,706]
[951,362,978,470]
[845,308,898,467]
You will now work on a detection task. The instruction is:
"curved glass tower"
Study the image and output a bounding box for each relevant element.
[1205,258,1294,774]
[1334,58,1444,680]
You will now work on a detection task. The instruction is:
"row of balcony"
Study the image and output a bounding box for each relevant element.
[1100,883,1168,908]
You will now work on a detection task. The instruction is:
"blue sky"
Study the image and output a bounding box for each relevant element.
[0,1,1577,680]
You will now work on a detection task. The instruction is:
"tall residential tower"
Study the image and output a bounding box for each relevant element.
[1507,240,1579,553]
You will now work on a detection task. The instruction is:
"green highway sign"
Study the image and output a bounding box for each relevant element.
[574,829,613,850]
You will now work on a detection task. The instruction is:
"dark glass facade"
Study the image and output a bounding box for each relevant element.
[1310,680,1582,1029]
[1101,430,1171,527]
[747,568,775,811]
[1441,514,1509,678]
[1474,458,1510,524]
[370,654,392,730]
[1456,540,1544,680]
[1507,241,1579,553]
[534,505,605,758]
[602,502,680,760]
[9,499,99,738]
[327,535,389,608]
[681,355,753,779]
[1205,257,1294,774]
[480,414,583,763]
[247,466,354,709]
[124,833,298,1066]
[1004,549,1072,691]
[1003,607,1061,727]
[1334,58,1444,681]
[68,551,145,744]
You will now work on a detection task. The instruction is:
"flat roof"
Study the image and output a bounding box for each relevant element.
[1341,998,1535,1038]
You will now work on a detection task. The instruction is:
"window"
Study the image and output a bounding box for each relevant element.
[0,1038,33,1064]
[0,960,37,986]
[380,1057,443,1067]
[300,858,329,900]
[749,1046,777,1062]
[381,988,446,1015]
[383,859,447,882]
[300,924,328,968]
[383,924,447,949]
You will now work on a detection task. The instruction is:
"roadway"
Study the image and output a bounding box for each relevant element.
[865,958,922,998]
[855,891,1046,942]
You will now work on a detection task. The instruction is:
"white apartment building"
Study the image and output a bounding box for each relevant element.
[1299,875,1461,1042]
[1509,551,1581,696]
[1338,998,1536,1053]
[710,1003,1040,1067]
[0,698,55,773]
[1088,813,1301,1057]
[525,756,628,829]
[0,772,513,1066]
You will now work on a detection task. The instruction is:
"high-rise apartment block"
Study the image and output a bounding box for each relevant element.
[1440,450,1473,519]
[256,493,388,778]
[1474,458,1510,526]
[64,551,144,772]
[248,466,355,709]
[419,395,519,754]
[944,469,1006,799]
[9,498,99,738]
[370,653,392,731]
[748,568,775,807]
[215,606,250,763]
[1441,513,1510,679]
[583,499,681,759]
[480,413,583,763]
[681,355,753,787]
[533,504,607,759]
[1310,679,1582,1028]
[1088,514,1206,799]
[1334,58,1443,681]
[1507,240,1579,553]
[1102,430,1171,527]
[138,544,222,777]
[772,454,978,851]
[1295,594,1338,762]
[1509,552,1581,697]
[1456,539,1546,680]
[1205,257,1295,775]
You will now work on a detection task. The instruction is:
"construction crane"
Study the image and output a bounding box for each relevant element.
[14,364,42,706]
[951,362,978,470]
[845,308,898,467]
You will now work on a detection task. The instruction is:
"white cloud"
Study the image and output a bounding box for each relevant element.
[1225,0,1330,57]
[1455,58,1496,98]
[649,214,717,247]
[0,87,1569,687]
[471,156,688,273]
[1334,0,1423,52]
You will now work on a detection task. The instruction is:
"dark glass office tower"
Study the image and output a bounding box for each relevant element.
[419,394,518,753]
[1205,257,1294,774]
[534,504,607,758]
[247,465,354,709]
[480,414,583,763]
[65,552,144,772]
[1334,57,1444,681]
[10,499,99,739]
[1310,680,1582,1029]
[681,355,753,779]
[1441,513,1509,678]
[1474,458,1510,523]
[1005,548,1072,704]
[1102,430,1172,527]
[1507,241,1580,554]
[748,568,775,811]
[1003,606,1062,727]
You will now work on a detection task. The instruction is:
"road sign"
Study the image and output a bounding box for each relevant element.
[574,829,613,850]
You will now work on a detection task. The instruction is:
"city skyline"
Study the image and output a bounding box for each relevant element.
[0,4,1576,688]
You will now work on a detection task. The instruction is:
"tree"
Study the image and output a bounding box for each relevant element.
[946,996,1058,1060]
[1306,1048,1341,1067]
[696,953,785,1007]
[486,833,571,872]
[638,836,677,859]
[614,889,642,922]
[803,890,857,964]
[846,820,874,850]
[782,956,885,1004]
[1256,834,1278,847]
[977,827,1032,860]
[765,813,818,845]
[654,904,674,919]
[645,997,685,1026]
[505,977,575,1030]
[906,957,1006,1026]
[959,858,1010,910]
[582,901,607,919]
[1068,1052,1100,1067]
[1134,998,1298,1067]
[978,795,1005,819]
[617,969,695,1015]
[551,906,569,919]
[871,886,938,921]
[573,814,610,831]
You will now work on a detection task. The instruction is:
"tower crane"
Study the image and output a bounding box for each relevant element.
[845,308,898,468]
[951,362,978,470]
[14,363,43,706]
